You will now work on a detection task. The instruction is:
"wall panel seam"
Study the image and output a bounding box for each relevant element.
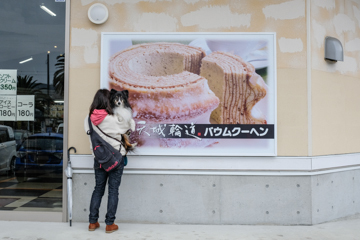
[306,0,312,157]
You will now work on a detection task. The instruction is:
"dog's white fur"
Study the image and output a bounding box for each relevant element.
[113,103,136,133]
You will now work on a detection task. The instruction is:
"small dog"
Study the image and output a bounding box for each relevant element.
[110,89,136,153]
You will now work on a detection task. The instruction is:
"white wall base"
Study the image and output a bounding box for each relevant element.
[70,153,360,225]
[70,153,360,175]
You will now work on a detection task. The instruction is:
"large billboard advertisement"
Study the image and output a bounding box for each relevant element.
[101,33,276,156]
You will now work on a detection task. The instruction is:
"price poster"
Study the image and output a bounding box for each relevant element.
[17,95,35,121]
[0,70,17,95]
[0,95,16,121]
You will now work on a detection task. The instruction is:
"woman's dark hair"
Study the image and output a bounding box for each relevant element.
[89,89,113,116]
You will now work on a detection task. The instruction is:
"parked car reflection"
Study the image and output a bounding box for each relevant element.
[56,123,64,134]
[14,129,31,150]
[14,133,63,182]
[0,125,17,175]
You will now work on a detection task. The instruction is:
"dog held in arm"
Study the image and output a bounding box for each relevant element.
[110,89,136,153]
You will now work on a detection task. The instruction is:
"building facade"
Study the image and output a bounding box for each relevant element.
[1,0,360,225]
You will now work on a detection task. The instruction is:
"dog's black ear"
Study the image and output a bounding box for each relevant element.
[110,89,117,95]
[123,90,129,98]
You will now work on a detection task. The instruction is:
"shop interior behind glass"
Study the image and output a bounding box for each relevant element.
[0,0,65,212]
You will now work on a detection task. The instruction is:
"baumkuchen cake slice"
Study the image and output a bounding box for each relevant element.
[200,51,267,124]
[109,42,219,123]
[108,42,220,147]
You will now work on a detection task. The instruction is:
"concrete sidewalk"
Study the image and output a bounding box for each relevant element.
[0,215,359,240]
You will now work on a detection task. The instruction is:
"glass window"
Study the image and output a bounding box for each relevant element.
[0,129,8,143]
[21,136,63,151]
[0,0,65,212]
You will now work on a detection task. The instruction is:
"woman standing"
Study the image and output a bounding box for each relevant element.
[84,89,129,233]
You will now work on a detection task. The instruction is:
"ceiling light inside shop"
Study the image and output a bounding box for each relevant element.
[54,46,57,48]
[54,100,64,103]
[19,57,33,64]
[40,4,56,16]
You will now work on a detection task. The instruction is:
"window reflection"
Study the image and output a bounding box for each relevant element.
[15,134,63,182]
[0,0,65,212]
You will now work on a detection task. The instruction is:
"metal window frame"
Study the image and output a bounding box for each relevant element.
[61,0,71,222]
[0,0,70,222]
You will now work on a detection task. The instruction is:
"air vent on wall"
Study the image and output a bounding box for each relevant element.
[324,36,343,63]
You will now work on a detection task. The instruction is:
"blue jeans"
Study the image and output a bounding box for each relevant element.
[89,162,124,225]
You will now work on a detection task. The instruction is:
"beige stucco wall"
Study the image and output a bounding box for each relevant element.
[69,0,308,156]
[311,0,360,155]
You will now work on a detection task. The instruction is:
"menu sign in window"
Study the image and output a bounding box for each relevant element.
[0,95,16,121]
[0,70,17,95]
[17,95,35,121]
[0,70,35,121]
